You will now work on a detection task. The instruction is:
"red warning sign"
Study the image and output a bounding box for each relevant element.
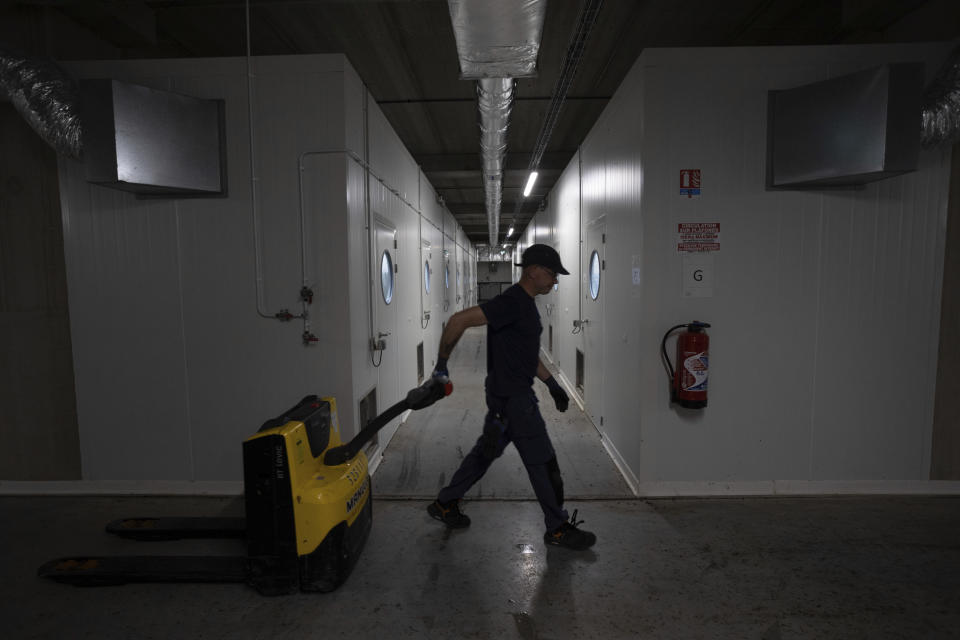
[677,222,719,252]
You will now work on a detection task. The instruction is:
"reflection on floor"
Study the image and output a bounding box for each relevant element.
[373,327,632,499]
[4,495,958,638]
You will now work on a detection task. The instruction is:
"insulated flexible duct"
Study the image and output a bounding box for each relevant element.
[0,49,82,159]
[922,45,960,149]
[448,0,546,247]
[477,77,513,247]
[448,0,545,79]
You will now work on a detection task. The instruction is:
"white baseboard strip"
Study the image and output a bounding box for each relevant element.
[2,478,959,497]
[633,480,960,497]
[598,429,641,495]
[597,428,960,498]
[367,448,384,476]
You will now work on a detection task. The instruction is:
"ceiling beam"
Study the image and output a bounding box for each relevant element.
[55,1,158,47]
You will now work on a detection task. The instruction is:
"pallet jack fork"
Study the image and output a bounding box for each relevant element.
[38,376,452,595]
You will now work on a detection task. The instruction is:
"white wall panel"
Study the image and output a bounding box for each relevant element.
[537,43,953,490]
[188,58,351,479]
[57,54,467,483]
[367,98,419,213]
[345,80,476,450]
[439,212,454,327]
[343,64,374,442]
[359,181,403,447]
[346,156,372,439]
[419,172,444,230]
[396,184,421,432]
[58,166,193,480]
[534,198,562,362]
[50,53,472,485]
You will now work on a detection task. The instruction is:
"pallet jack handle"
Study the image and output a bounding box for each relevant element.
[323,376,453,466]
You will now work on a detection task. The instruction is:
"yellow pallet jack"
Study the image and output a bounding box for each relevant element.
[38,376,452,595]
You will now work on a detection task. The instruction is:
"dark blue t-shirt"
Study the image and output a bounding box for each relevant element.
[479,283,542,396]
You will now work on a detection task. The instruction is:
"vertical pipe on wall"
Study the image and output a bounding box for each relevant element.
[363,89,377,360]
[419,210,425,326]
[577,149,584,328]
[246,0,308,327]
[245,0,272,319]
[418,173,426,328]
[244,0,304,323]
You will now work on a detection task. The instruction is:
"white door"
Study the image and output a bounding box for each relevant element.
[443,251,452,315]
[373,216,400,442]
[460,258,467,308]
[581,216,606,428]
[421,239,433,327]
[421,239,434,382]
[456,253,463,311]
[544,272,559,358]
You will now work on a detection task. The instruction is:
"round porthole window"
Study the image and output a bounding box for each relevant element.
[381,250,394,304]
[424,261,431,294]
[589,250,601,300]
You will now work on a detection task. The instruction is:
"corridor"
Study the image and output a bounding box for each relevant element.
[373,327,632,500]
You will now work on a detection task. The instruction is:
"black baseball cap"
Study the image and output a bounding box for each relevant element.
[514,243,569,275]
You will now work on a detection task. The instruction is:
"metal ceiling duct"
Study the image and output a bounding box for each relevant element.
[477,77,513,248]
[448,0,546,247]
[448,0,546,79]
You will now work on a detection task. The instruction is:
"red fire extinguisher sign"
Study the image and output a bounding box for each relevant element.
[679,169,701,198]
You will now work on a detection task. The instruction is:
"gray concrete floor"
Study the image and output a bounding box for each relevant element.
[373,327,631,499]
[3,329,959,638]
[2,495,958,639]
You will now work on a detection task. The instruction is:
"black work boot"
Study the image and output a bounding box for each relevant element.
[427,499,471,528]
[543,510,596,550]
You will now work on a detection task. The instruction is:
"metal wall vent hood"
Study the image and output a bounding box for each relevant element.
[81,78,225,196]
[767,63,923,189]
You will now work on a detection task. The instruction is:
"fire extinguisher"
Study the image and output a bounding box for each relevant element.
[661,321,711,409]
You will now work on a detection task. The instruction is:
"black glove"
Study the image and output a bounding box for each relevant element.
[545,377,569,412]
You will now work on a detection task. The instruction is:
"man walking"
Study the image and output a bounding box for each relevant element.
[427,244,596,550]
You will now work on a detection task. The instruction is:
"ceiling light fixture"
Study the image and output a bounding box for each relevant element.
[523,171,538,197]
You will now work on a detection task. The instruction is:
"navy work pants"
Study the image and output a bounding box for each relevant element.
[437,390,569,531]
